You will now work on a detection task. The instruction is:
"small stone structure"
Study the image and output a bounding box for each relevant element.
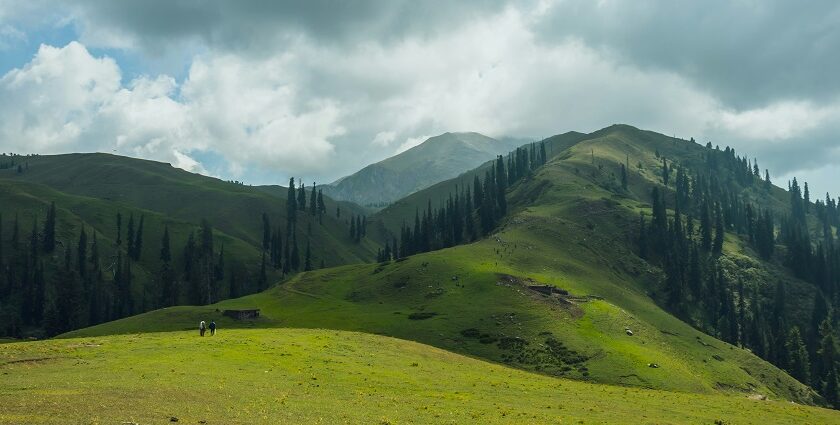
[223,309,260,320]
[527,285,569,296]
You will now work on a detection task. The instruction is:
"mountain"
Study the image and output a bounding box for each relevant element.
[0,153,376,337]
[65,124,840,409]
[321,132,524,206]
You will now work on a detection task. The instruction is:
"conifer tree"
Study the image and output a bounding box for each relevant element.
[126,214,135,257]
[259,251,268,290]
[291,232,300,270]
[297,181,307,211]
[304,239,312,271]
[287,177,297,233]
[804,182,811,213]
[620,163,628,190]
[42,201,56,252]
[116,213,122,246]
[713,203,724,254]
[77,226,87,278]
[262,212,271,252]
[310,183,317,216]
[159,226,176,307]
[786,327,811,385]
[133,215,144,260]
[282,237,291,275]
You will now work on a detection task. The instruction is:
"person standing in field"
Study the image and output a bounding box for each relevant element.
[209,320,216,336]
[199,320,206,337]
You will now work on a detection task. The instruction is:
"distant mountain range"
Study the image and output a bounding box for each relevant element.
[320,132,528,206]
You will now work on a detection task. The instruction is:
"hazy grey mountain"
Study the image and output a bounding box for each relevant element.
[322,132,526,206]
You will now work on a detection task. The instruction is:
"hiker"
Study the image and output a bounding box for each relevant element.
[199,320,206,337]
[209,320,216,336]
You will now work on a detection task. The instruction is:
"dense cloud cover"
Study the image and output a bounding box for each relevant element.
[0,0,838,194]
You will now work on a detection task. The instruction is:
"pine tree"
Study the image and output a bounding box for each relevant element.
[116,213,122,246]
[495,156,507,216]
[11,213,19,251]
[713,203,724,255]
[77,226,87,278]
[198,219,215,305]
[297,181,307,212]
[304,239,312,271]
[42,201,56,252]
[786,327,811,385]
[282,237,291,275]
[310,183,317,216]
[258,251,268,290]
[133,215,144,260]
[262,212,271,252]
[126,214,135,257]
[159,226,176,307]
[638,213,647,259]
[291,233,300,270]
[287,177,297,233]
[620,163,628,190]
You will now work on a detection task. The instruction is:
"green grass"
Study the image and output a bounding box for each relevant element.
[2,328,838,424]
[66,234,817,404]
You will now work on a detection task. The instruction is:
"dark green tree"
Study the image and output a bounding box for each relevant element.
[785,327,810,386]
[42,201,56,252]
[287,177,297,232]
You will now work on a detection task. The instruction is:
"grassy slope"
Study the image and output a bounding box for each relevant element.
[65,126,825,407]
[3,328,838,424]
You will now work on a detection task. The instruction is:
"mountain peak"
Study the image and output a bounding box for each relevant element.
[322,131,524,206]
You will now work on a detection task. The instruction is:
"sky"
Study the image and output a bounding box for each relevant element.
[0,0,838,196]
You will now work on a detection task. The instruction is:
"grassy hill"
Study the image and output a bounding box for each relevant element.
[3,328,838,424]
[0,153,376,337]
[321,132,523,207]
[1,153,377,266]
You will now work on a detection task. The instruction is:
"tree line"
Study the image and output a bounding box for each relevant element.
[0,206,266,338]
[379,141,548,261]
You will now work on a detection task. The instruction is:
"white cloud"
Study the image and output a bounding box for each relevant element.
[172,149,206,174]
[714,101,838,141]
[1,3,838,196]
[371,131,396,147]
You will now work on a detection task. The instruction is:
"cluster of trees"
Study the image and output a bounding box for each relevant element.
[261,211,318,277]
[349,215,366,243]
[0,204,267,337]
[506,142,547,183]
[285,178,327,231]
[639,143,840,407]
[0,153,33,173]
[379,143,548,262]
